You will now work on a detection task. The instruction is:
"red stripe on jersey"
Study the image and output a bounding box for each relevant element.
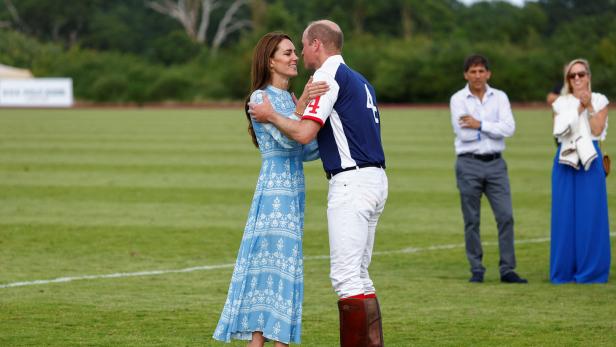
[302,115,324,126]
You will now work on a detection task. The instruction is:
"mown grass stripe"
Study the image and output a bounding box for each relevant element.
[4,235,593,289]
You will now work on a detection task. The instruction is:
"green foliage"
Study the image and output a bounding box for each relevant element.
[147,72,196,101]
[0,30,61,70]
[5,0,103,43]
[47,48,160,103]
[90,74,130,102]
[261,0,303,37]
[1,1,616,102]
[149,31,202,65]
[372,37,429,102]
[197,40,253,100]
[369,37,468,102]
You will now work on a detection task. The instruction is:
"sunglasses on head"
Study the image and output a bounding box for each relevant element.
[568,71,587,79]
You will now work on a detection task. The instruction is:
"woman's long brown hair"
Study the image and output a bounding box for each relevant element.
[245,32,292,148]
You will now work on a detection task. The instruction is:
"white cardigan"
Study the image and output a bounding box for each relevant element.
[552,93,609,170]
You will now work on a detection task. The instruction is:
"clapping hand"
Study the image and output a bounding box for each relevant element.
[578,90,591,108]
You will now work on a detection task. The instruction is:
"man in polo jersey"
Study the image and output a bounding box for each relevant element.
[250,19,387,347]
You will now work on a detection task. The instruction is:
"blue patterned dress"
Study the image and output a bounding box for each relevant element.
[213,85,319,344]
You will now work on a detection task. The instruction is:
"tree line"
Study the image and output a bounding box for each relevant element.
[0,0,615,103]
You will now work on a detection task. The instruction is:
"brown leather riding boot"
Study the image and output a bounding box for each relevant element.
[338,297,367,347]
[338,296,385,347]
[364,297,384,347]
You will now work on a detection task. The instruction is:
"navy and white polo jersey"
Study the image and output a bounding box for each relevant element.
[301,55,385,173]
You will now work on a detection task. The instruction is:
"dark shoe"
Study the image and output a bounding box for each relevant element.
[501,271,528,283]
[469,272,484,283]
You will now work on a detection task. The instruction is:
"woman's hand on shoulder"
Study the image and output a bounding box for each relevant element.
[306,78,329,100]
[295,77,329,114]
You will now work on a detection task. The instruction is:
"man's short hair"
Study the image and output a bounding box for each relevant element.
[305,20,343,52]
[463,54,490,72]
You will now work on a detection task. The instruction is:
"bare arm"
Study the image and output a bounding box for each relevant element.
[578,91,608,136]
[546,92,559,105]
[588,106,608,137]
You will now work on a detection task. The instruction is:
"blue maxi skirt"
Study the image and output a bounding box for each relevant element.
[550,141,611,283]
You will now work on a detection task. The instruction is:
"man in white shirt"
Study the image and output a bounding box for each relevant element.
[450,54,527,284]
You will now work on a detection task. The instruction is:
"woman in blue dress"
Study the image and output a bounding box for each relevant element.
[213,32,327,346]
[551,58,611,284]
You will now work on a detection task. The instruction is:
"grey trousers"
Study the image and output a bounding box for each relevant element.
[455,156,517,276]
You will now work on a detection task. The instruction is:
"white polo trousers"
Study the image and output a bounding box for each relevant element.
[327,167,388,298]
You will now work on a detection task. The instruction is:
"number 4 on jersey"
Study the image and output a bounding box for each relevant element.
[365,84,379,123]
[307,96,321,114]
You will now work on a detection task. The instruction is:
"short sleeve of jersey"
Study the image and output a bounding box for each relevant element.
[301,71,339,126]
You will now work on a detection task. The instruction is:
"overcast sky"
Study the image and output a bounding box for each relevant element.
[459,0,536,6]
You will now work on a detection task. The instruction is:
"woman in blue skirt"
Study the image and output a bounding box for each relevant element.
[551,58,611,284]
[213,32,327,346]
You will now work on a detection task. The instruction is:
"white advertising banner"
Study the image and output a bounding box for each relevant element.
[0,78,74,107]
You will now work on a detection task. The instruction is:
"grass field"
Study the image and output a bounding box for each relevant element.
[1,107,615,346]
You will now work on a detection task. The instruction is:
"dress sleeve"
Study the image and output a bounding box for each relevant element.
[302,139,320,162]
[250,90,297,149]
[592,93,609,112]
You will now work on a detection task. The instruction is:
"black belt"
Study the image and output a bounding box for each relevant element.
[458,152,501,161]
[326,163,384,179]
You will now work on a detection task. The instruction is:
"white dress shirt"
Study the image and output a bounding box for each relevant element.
[450,84,516,155]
